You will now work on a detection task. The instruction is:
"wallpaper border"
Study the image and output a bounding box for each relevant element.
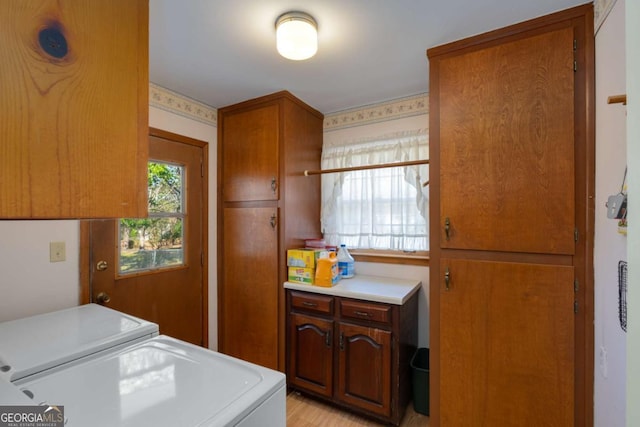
[149,83,217,126]
[324,93,429,131]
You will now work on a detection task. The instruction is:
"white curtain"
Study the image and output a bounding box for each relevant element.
[321,129,429,251]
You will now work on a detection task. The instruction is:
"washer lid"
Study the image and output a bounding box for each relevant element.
[0,304,158,382]
[17,335,285,427]
[0,380,34,405]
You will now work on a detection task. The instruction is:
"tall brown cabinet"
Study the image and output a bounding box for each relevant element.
[217,91,323,371]
[427,5,594,426]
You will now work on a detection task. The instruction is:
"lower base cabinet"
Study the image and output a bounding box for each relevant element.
[286,289,418,425]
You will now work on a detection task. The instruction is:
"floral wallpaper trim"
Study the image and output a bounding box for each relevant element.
[595,0,617,33]
[149,83,217,126]
[324,93,429,131]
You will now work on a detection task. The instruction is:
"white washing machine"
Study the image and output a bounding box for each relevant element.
[0,305,285,427]
[0,304,158,383]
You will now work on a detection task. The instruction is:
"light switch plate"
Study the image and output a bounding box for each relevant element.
[50,241,66,262]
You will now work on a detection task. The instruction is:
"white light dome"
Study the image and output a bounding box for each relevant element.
[276,12,318,61]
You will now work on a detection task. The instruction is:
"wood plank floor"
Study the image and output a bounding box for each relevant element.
[286,392,430,426]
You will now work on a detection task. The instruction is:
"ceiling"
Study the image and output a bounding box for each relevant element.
[149,0,588,114]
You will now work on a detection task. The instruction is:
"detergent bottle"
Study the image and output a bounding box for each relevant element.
[337,244,355,278]
[314,251,339,287]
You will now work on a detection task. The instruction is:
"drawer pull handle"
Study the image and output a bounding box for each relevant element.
[302,301,318,307]
[354,311,371,317]
[445,267,451,291]
[339,332,344,351]
[325,331,331,347]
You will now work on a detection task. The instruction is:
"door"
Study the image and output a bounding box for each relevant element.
[221,103,280,202]
[438,26,575,254]
[337,322,392,417]
[220,206,279,369]
[87,130,206,346]
[439,259,575,426]
[288,313,333,397]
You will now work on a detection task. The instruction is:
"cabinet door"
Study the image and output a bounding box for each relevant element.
[437,26,575,254]
[221,104,279,202]
[337,323,392,417]
[288,313,333,397]
[221,207,278,369]
[439,258,574,426]
[0,0,148,218]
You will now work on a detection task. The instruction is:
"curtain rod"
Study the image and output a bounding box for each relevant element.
[303,159,429,176]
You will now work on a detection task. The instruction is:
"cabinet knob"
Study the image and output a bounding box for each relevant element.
[444,267,451,291]
[339,332,344,351]
[325,331,331,348]
[270,213,277,229]
[271,177,277,194]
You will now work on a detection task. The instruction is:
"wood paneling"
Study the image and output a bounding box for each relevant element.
[0,0,148,218]
[222,104,279,202]
[439,259,574,426]
[221,206,279,369]
[439,27,575,254]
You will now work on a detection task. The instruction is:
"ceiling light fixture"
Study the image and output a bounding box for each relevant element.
[275,11,318,61]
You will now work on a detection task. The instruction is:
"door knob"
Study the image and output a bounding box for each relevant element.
[96,260,108,271]
[96,292,111,304]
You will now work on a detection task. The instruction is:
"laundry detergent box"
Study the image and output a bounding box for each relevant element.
[288,267,315,285]
[287,248,328,269]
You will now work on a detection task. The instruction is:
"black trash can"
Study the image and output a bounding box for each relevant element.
[410,347,429,415]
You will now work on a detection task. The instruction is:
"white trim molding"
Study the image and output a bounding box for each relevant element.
[149,83,217,126]
[324,93,428,131]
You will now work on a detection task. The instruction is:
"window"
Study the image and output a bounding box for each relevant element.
[321,129,429,253]
[118,161,185,274]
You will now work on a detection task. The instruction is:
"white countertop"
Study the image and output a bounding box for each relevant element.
[284,275,421,305]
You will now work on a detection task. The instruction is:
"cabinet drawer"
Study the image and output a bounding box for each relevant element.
[291,291,334,315]
[340,300,391,324]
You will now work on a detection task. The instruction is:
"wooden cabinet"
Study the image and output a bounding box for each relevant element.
[337,322,392,417]
[427,4,594,426]
[287,289,418,426]
[0,0,148,218]
[439,259,575,425]
[222,206,279,368]
[218,91,323,371]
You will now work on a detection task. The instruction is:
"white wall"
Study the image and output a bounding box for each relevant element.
[324,113,430,348]
[594,1,627,425]
[0,221,79,322]
[626,0,640,424]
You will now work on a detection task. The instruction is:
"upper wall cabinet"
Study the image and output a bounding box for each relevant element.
[0,0,149,219]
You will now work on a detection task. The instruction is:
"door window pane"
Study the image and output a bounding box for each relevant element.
[119,161,185,274]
